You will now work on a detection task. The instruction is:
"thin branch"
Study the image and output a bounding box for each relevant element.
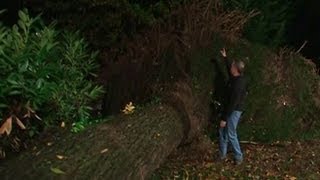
[296,40,308,53]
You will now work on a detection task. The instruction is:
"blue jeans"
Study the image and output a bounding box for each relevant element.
[219,111,243,161]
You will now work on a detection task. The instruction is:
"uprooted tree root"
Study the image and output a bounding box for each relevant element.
[99,0,255,114]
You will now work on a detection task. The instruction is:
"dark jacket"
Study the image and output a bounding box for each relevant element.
[223,57,247,120]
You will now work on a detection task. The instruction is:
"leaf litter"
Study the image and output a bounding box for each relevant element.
[154,140,320,179]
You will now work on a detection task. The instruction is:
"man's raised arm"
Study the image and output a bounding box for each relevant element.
[220,48,233,77]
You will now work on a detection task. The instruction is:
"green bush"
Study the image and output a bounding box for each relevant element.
[0,9,103,136]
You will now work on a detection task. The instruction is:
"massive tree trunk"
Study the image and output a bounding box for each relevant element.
[0,81,209,180]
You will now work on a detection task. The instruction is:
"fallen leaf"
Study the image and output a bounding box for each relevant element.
[26,105,35,113]
[61,122,65,128]
[15,117,26,130]
[266,170,276,176]
[0,116,12,135]
[122,102,135,114]
[50,167,66,174]
[285,175,297,180]
[23,111,31,118]
[35,114,42,120]
[204,163,214,168]
[35,151,41,156]
[56,155,67,160]
[100,148,109,154]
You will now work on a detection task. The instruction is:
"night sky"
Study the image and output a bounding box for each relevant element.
[287,0,320,68]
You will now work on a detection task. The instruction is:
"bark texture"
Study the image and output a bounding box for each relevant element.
[1,81,209,180]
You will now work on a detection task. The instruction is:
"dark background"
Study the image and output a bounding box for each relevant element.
[287,0,320,68]
[0,0,319,69]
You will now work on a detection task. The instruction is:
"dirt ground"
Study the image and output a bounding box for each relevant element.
[152,140,320,179]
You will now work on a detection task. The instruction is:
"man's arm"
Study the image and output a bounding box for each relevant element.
[220,48,233,78]
[224,57,233,78]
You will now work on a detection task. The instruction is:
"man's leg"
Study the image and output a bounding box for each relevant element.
[219,126,228,159]
[227,111,243,162]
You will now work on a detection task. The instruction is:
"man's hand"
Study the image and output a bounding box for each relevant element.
[220,48,227,58]
[220,120,227,128]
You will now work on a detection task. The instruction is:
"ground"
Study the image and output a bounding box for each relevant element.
[152,140,320,179]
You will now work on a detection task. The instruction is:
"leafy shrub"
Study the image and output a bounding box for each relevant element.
[0,9,103,141]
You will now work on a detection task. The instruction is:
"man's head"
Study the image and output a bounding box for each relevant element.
[230,60,245,77]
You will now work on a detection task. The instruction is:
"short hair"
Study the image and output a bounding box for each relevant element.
[234,60,245,74]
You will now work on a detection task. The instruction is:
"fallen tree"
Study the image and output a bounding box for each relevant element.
[3,0,319,179]
[0,80,209,180]
[1,106,181,179]
[1,1,232,179]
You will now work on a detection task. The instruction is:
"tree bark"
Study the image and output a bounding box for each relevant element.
[1,81,209,180]
[1,105,183,180]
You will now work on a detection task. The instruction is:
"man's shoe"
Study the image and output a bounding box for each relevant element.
[215,155,227,162]
[235,159,243,165]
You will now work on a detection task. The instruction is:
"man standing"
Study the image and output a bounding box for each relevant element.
[219,48,247,165]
